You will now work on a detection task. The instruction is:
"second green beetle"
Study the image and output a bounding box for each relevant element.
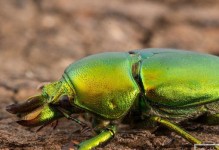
[6,48,219,149]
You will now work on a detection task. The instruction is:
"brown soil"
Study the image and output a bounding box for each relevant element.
[0,0,219,149]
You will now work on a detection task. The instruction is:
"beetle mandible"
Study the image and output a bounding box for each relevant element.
[6,48,219,149]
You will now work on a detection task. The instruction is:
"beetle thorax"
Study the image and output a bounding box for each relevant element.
[63,52,140,119]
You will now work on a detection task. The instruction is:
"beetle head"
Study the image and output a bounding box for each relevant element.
[6,79,78,127]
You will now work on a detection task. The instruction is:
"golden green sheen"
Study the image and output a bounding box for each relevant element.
[64,52,140,119]
[139,50,219,108]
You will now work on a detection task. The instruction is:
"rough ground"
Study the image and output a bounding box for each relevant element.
[0,0,219,149]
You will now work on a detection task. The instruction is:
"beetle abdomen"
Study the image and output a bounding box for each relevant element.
[136,49,219,118]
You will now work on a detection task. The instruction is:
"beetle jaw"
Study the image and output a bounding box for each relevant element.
[6,95,44,114]
[6,80,79,127]
[6,95,63,127]
[18,105,62,127]
[6,78,81,127]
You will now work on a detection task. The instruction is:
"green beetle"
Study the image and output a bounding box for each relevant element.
[6,48,219,149]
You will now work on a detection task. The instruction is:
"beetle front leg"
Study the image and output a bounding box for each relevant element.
[77,125,117,150]
[150,116,202,144]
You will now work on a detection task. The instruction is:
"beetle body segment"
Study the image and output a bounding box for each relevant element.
[63,52,140,119]
[137,50,219,119]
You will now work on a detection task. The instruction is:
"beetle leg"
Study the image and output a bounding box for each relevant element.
[77,125,117,150]
[150,116,202,144]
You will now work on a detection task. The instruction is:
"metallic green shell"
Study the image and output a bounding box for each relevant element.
[137,49,219,119]
[63,48,219,120]
[63,52,140,119]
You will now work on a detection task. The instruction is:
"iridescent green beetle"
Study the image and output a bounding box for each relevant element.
[6,49,219,149]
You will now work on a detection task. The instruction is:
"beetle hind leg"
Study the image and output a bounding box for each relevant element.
[150,116,219,150]
[150,116,202,144]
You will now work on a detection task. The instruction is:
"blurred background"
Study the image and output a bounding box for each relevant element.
[1,0,219,149]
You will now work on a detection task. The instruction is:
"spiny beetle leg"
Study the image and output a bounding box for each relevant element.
[150,116,202,144]
[77,125,117,150]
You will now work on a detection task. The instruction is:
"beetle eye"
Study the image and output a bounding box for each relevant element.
[59,95,71,108]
